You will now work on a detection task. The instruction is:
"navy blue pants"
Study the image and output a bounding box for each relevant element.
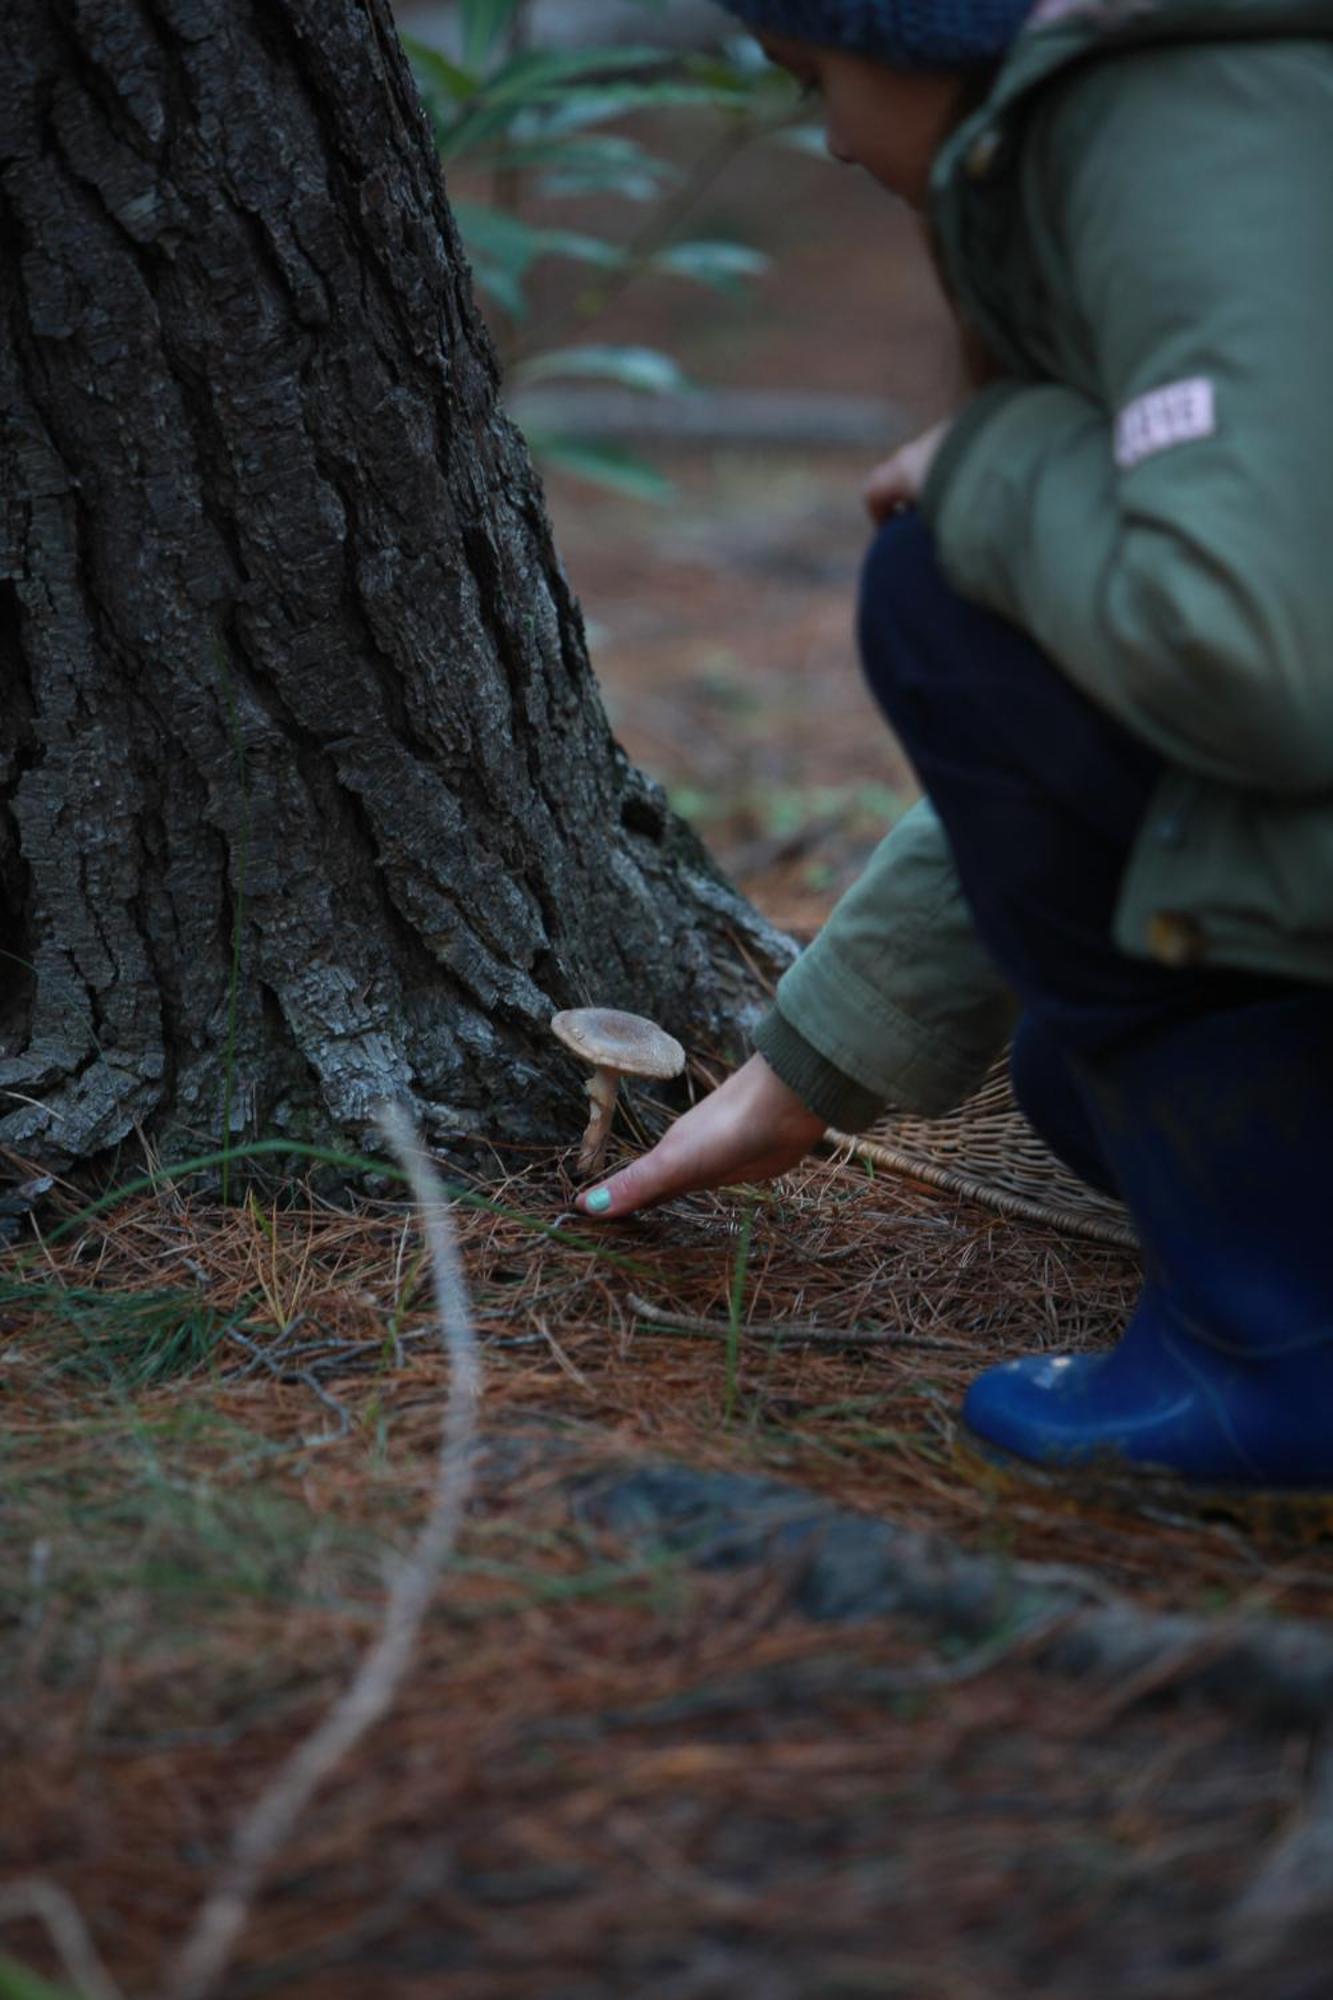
[858,513,1292,1189]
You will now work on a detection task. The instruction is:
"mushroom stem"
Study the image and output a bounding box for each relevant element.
[577,1067,621,1176]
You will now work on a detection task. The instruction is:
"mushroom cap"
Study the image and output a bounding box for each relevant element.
[551,1007,685,1080]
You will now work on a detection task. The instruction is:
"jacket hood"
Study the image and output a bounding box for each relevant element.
[1002,0,1333,103]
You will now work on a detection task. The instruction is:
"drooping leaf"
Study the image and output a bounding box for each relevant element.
[690,36,804,88]
[535,81,753,136]
[779,122,836,159]
[527,434,675,503]
[459,0,523,70]
[455,204,627,273]
[476,44,673,111]
[0,1955,81,2000]
[513,345,689,395]
[491,133,678,201]
[401,35,478,106]
[453,206,629,318]
[652,240,771,291]
[434,100,523,162]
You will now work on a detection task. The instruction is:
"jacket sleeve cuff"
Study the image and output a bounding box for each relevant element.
[751,1006,888,1133]
[768,901,1010,1118]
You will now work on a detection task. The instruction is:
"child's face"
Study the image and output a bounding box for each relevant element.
[758,32,970,211]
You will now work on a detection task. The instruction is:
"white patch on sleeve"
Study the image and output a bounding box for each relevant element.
[1028,0,1095,24]
[1028,0,1157,31]
[1114,378,1217,471]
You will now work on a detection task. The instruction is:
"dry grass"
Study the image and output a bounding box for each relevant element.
[3,1138,1333,1997]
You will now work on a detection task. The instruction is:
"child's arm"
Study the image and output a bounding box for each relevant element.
[752,798,1018,1130]
[577,800,1018,1217]
[922,42,1333,796]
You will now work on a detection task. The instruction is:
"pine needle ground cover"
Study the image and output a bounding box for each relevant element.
[4,1139,1333,1999]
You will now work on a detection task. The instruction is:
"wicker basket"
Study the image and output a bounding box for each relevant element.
[831,1055,1137,1250]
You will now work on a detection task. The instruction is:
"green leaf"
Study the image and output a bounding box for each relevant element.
[468,261,527,322]
[454,202,627,276]
[477,45,672,111]
[717,33,784,80]
[433,101,521,162]
[682,51,758,90]
[401,35,478,106]
[460,0,522,70]
[513,345,689,395]
[527,434,674,503]
[537,81,752,135]
[494,134,678,201]
[452,201,542,308]
[778,122,835,159]
[652,240,770,291]
[453,207,629,320]
[537,165,665,203]
[0,1957,80,2000]
[520,225,625,270]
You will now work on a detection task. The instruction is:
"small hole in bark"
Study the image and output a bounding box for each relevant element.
[620,789,666,841]
[531,950,563,1002]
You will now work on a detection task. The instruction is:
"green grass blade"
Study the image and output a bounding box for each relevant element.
[0,1956,80,2000]
[724,1203,756,1425]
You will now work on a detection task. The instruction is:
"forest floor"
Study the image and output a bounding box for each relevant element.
[5,88,1333,2000]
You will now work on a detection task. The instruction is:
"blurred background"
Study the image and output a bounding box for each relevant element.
[395,0,965,936]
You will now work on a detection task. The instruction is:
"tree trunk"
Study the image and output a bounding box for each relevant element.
[0,0,791,1169]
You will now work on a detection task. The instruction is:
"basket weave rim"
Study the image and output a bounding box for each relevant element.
[827,1054,1139,1252]
[829,1129,1138,1250]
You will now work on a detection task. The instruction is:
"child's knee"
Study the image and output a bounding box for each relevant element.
[858,509,937,626]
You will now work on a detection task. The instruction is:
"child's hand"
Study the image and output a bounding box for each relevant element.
[574,1052,827,1220]
[863,417,954,523]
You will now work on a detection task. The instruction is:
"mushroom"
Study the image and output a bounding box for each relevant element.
[551,1007,686,1176]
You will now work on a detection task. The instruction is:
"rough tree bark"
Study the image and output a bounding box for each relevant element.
[0,0,791,1169]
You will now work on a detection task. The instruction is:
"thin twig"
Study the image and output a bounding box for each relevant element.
[223,1328,352,1443]
[0,1876,124,2000]
[626,1293,980,1358]
[536,1313,593,1392]
[165,1103,482,2000]
[1221,1731,1333,1960]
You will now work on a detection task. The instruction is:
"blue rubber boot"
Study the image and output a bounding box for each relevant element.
[963,993,1333,1489]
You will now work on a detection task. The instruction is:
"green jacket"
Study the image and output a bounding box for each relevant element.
[754,0,1333,1130]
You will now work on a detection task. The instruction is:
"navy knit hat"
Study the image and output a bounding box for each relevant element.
[717,0,1035,69]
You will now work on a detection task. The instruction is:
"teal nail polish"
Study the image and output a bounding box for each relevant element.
[585,1188,612,1214]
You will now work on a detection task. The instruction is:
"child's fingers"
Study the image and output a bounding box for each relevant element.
[577,1136,815,1220]
[576,1143,689,1219]
[863,419,953,522]
[573,1053,827,1221]
[863,458,913,523]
